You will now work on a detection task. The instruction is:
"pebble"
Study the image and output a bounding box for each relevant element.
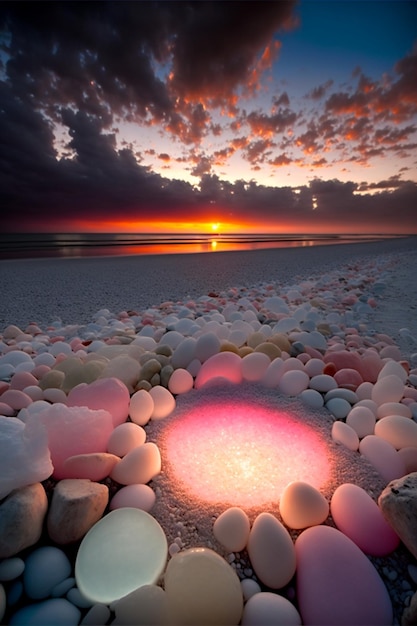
[23,546,72,599]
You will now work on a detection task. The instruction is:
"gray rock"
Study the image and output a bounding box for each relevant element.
[47,479,108,544]
[378,472,417,560]
[0,483,48,558]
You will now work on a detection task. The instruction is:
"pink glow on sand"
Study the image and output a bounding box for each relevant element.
[164,402,331,508]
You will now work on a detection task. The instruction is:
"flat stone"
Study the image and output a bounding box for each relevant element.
[0,483,48,558]
[47,479,109,544]
[378,472,417,560]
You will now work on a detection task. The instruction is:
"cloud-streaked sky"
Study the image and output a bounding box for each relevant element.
[1,0,416,234]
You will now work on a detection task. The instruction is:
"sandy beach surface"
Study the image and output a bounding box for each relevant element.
[1,235,417,625]
[1,236,417,338]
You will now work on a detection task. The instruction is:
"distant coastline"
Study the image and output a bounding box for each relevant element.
[0,232,408,261]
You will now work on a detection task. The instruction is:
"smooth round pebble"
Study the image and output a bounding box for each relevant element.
[377,402,412,419]
[195,351,243,389]
[213,507,250,552]
[374,414,417,449]
[9,598,81,625]
[330,483,400,556]
[331,421,359,451]
[149,386,176,420]
[309,374,337,393]
[113,584,169,626]
[241,592,302,625]
[75,508,168,604]
[279,481,329,530]
[107,422,146,457]
[247,513,296,589]
[359,435,407,483]
[23,546,72,600]
[80,603,111,626]
[295,525,393,625]
[279,370,309,396]
[129,389,154,426]
[299,389,324,408]
[164,547,243,626]
[0,557,25,582]
[110,442,161,485]
[168,368,194,394]
[325,397,351,419]
[241,352,271,382]
[346,405,376,439]
[109,484,156,512]
[240,579,261,602]
[371,374,404,405]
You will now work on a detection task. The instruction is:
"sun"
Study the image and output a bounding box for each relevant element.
[211,222,220,232]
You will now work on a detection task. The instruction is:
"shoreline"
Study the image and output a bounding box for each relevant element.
[1,236,416,331]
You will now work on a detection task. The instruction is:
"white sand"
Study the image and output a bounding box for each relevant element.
[1,236,416,338]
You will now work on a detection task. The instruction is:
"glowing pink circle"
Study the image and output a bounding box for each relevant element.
[164,402,330,508]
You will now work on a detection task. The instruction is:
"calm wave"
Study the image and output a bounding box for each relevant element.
[0,233,405,260]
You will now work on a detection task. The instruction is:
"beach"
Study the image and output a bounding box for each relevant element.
[1,236,417,625]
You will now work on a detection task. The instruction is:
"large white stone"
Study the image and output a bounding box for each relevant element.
[375,415,417,449]
[75,508,167,604]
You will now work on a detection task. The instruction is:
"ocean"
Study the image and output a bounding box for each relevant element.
[0,233,404,261]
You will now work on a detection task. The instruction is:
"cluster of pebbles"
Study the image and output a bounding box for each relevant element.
[0,251,417,624]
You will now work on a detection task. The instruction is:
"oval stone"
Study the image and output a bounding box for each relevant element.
[247,513,296,589]
[164,547,243,626]
[75,508,167,604]
[374,415,417,449]
[346,405,376,439]
[241,592,301,625]
[295,525,392,625]
[213,507,250,552]
[331,421,359,451]
[279,481,329,530]
[330,483,399,556]
[371,375,404,406]
[359,435,407,483]
[110,442,161,485]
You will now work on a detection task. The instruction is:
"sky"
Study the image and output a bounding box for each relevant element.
[0,0,416,235]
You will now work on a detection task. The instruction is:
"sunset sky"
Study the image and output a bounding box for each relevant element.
[1,0,416,234]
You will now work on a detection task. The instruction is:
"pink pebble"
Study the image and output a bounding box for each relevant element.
[360,435,407,483]
[9,371,38,391]
[31,364,51,379]
[296,525,393,625]
[109,484,156,512]
[0,402,15,416]
[62,452,120,481]
[195,352,242,389]
[333,368,363,391]
[330,483,399,556]
[398,447,417,473]
[0,389,32,410]
[323,350,362,373]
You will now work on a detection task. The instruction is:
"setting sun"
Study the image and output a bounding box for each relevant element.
[211,223,220,232]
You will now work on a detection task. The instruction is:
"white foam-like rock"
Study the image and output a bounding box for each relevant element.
[241,592,302,626]
[23,546,72,600]
[279,481,329,530]
[107,422,146,457]
[110,442,161,485]
[371,374,404,405]
[149,385,175,419]
[67,377,130,426]
[75,509,167,605]
[9,598,81,625]
[0,416,53,499]
[30,403,114,480]
[247,513,296,589]
[331,421,359,451]
[359,435,407,483]
[279,370,309,396]
[168,368,194,394]
[164,547,243,626]
[109,484,156,512]
[195,352,242,389]
[346,405,376,439]
[241,352,270,382]
[129,389,154,426]
[213,507,250,552]
[375,415,417,449]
